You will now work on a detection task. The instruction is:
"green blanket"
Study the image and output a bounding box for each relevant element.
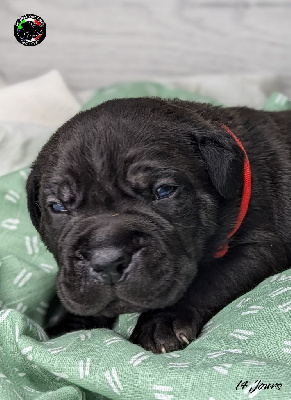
[0,84,291,399]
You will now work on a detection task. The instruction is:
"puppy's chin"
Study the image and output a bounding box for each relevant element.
[56,282,189,318]
[56,286,169,318]
[56,286,147,318]
[56,258,197,318]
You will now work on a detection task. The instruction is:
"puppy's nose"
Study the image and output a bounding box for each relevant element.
[90,247,131,284]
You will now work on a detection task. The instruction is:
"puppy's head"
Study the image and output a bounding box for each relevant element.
[26,98,243,317]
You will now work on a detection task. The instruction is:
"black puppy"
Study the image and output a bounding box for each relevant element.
[26,98,291,353]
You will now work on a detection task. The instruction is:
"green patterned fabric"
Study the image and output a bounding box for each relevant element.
[0,85,291,399]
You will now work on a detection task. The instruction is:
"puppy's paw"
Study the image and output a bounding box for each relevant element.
[130,309,198,353]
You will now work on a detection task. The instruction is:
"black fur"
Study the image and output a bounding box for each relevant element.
[26,98,291,353]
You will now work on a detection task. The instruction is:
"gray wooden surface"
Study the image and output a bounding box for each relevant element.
[0,0,291,95]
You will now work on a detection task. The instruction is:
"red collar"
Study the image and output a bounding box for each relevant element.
[214,124,252,258]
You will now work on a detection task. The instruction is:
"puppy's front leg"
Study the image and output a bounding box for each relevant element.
[131,239,287,353]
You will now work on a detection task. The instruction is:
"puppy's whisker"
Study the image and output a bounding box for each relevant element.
[206,220,219,228]
[171,276,184,286]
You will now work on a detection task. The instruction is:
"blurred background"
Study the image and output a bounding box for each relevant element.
[1,0,290,92]
[0,0,290,174]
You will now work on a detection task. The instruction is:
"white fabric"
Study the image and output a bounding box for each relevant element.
[0,70,80,176]
[0,122,54,176]
[0,70,80,127]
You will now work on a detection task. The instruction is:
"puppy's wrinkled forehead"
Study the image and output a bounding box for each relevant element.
[45,98,199,196]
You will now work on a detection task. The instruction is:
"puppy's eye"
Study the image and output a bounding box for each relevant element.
[155,185,177,200]
[50,203,68,213]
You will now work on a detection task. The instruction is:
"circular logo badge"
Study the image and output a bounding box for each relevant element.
[14,14,46,46]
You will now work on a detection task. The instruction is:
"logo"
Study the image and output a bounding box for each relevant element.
[14,14,46,46]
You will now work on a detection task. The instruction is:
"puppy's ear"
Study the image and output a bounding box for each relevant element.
[26,166,41,231]
[197,128,245,199]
